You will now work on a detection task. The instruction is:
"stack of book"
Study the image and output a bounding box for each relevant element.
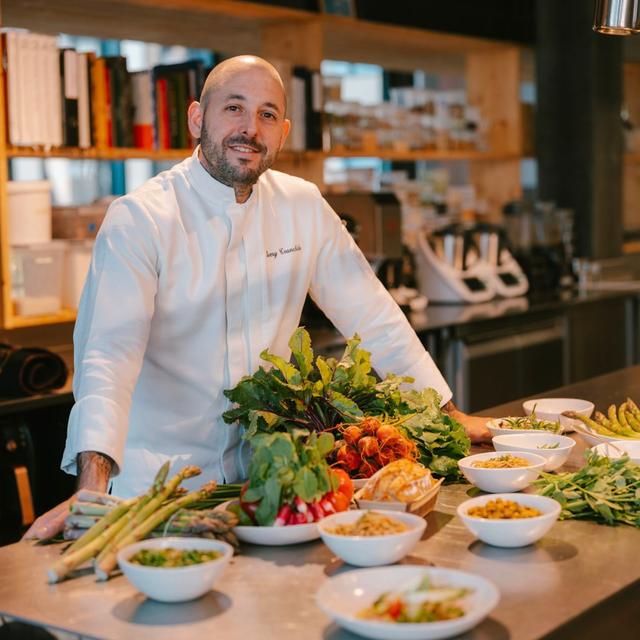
[3,30,324,153]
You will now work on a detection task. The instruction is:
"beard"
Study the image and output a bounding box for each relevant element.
[199,122,277,187]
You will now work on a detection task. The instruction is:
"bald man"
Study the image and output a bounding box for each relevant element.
[26,56,488,539]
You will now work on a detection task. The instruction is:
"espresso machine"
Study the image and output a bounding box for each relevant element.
[413,224,496,304]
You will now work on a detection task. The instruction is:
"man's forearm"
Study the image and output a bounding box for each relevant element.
[77,451,113,492]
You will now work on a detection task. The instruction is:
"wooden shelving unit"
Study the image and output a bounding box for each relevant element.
[0,0,526,329]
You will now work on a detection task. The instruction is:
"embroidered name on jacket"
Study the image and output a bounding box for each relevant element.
[266,245,302,259]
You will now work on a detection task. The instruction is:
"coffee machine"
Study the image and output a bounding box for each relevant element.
[414,224,496,304]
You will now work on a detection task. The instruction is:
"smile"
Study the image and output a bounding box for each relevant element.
[229,145,260,153]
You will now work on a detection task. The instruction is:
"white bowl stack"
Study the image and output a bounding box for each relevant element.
[492,433,576,471]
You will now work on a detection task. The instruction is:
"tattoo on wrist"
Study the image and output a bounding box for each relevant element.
[77,451,113,492]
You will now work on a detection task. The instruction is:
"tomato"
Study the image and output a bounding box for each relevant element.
[329,491,350,512]
[239,480,260,525]
[332,468,354,501]
[387,599,403,620]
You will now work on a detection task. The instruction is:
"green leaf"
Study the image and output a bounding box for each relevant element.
[289,327,314,379]
[316,356,334,386]
[328,390,364,418]
[293,467,318,503]
[260,350,302,386]
[255,475,282,525]
[316,432,335,458]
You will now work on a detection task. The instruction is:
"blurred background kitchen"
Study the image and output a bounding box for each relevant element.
[2,0,640,542]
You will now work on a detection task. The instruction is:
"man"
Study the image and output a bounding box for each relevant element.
[25,55,488,539]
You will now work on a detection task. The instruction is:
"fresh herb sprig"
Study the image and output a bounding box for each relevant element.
[533,452,640,527]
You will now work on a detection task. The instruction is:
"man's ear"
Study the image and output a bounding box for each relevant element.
[187,101,203,139]
[279,118,291,150]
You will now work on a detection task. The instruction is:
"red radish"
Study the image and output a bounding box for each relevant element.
[320,497,336,515]
[274,504,292,526]
[309,501,324,522]
[290,512,307,525]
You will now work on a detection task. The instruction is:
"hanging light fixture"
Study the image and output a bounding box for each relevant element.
[593,0,640,35]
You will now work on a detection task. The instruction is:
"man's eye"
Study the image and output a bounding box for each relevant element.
[226,105,240,112]
[262,112,276,120]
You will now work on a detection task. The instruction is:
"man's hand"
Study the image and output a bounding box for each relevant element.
[22,451,113,541]
[442,401,492,444]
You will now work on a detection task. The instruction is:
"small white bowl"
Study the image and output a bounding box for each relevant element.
[457,493,561,548]
[591,441,640,463]
[523,398,594,433]
[318,509,426,567]
[487,417,562,438]
[458,451,546,493]
[492,433,576,471]
[117,537,233,602]
[316,565,499,640]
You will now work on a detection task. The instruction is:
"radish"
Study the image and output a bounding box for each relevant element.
[274,504,292,526]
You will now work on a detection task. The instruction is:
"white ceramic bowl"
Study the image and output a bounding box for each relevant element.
[318,509,426,567]
[492,433,576,471]
[233,522,319,546]
[457,493,561,548]
[591,440,640,463]
[316,565,499,640]
[523,398,594,433]
[458,451,546,493]
[487,417,562,438]
[117,536,233,602]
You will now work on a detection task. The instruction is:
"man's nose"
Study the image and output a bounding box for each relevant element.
[239,112,259,137]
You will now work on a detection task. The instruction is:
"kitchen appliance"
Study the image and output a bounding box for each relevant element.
[414,224,495,304]
[593,0,640,34]
[470,223,529,298]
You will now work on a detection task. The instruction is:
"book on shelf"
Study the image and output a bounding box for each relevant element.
[151,60,205,150]
[60,48,80,147]
[131,71,153,150]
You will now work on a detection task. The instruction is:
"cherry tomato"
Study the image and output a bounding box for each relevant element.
[329,491,350,512]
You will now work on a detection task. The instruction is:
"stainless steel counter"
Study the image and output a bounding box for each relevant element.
[2,367,640,639]
[1,461,639,640]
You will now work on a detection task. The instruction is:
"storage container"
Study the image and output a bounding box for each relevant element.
[7,180,52,245]
[11,242,66,316]
[52,203,107,240]
[62,240,94,310]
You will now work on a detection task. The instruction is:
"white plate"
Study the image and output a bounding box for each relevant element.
[316,565,499,640]
[522,398,594,434]
[233,521,319,545]
[215,500,321,546]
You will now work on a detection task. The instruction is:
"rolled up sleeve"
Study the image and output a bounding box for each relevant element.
[61,199,159,477]
[308,196,452,406]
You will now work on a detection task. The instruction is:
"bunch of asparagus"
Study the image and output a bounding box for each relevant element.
[565,398,640,440]
[47,463,239,584]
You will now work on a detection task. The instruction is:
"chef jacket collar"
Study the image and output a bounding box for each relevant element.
[187,145,260,208]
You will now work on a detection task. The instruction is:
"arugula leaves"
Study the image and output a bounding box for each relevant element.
[223,327,470,480]
[534,452,640,527]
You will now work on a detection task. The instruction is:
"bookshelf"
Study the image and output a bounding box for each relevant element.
[0,0,527,329]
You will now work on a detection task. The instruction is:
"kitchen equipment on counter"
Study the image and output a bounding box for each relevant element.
[414,224,495,304]
[324,192,428,310]
[503,200,575,294]
[470,223,529,298]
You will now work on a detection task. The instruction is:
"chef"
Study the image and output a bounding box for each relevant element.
[26,55,489,538]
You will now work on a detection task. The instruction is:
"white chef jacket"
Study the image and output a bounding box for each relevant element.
[61,148,452,497]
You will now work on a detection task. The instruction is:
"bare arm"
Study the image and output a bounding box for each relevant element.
[23,451,114,540]
[442,400,491,444]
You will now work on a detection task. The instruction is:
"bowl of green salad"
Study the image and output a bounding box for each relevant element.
[487,416,563,438]
[117,536,233,602]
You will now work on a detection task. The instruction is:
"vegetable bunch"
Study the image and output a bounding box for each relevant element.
[565,398,640,440]
[332,416,418,479]
[46,463,237,583]
[234,430,353,526]
[533,451,640,527]
[223,328,470,479]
